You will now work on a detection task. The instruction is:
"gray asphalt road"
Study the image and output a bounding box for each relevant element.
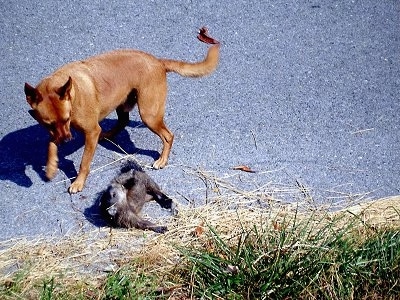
[1,1,399,240]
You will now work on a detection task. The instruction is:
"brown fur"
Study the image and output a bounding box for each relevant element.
[100,167,175,233]
[24,27,219,193]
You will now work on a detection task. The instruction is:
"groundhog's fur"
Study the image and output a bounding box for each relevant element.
[100,164,174,233]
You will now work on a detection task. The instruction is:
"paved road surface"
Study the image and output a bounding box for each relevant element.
[1,1,399,239]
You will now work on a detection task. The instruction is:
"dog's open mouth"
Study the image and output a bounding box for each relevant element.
[54,134,72,145]
[49,129,72,144]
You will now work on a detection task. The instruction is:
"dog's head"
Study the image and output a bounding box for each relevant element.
[24,77,73,144]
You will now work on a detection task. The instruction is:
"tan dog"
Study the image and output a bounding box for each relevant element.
[24,27,219,193]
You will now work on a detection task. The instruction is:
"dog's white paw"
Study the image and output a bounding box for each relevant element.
[68,180,84,194]
[152,158,167,170]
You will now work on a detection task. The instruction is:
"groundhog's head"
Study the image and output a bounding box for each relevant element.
[100,182,127,219]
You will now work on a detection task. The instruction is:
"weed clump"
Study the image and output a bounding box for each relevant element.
[179,215,400,299]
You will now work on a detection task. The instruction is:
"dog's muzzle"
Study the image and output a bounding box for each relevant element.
[53,121,72,144]
[52,130,72,145]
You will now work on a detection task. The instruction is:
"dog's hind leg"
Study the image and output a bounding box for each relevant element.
[100,89,137,140]
[137,85,174,169]
[100,105,129,140]
[143,118,174,169]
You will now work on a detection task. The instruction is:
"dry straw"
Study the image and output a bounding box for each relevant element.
[1,160,399,297]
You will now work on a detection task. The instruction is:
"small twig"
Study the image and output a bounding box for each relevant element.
[251,130,258,150]
[55,155,136,185]
[177,191,195,207]
[102,138,129,155]
[351,128,374,135]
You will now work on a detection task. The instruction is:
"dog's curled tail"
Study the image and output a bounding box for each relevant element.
[162,27,220,78]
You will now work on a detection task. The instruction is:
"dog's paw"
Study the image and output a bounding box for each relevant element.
[68,181,84,194]
[152,158,167,170]
[45,164,58,180]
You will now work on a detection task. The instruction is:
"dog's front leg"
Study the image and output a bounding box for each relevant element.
[68,126,101,194]
[46,141,59,180]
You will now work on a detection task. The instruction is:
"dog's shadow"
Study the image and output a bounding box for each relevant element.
[0,119,159,188]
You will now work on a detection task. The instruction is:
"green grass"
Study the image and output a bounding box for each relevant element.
[103,267,160,300]
[1,206,399,299]
[0,267,31,298]
[179,214,400,299]
[40,277,56,300]
[1,269,159,300]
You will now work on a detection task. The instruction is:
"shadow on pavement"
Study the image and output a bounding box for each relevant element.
[83,192,109,228]
[98,119,160,161]
[0,119,160,188]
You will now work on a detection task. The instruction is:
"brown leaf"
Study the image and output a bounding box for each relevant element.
[192,222,205,237]
[232,165,256,173]
[197,27,220,45]
[205,240,214,252]
[273,221,282,231]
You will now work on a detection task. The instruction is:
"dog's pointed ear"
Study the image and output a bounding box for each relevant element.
[56,76,73,100]
[24,82,38,107]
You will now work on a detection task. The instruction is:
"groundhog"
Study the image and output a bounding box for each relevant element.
[100,163,175,233]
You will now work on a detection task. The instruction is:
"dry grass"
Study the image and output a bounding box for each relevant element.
[0,164,399,299]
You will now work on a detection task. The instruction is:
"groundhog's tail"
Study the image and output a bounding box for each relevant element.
[161,27,220,78]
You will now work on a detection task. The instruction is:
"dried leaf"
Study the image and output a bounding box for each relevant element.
[232,165,256,173]
[197,27,220,45]
[273,221,281,231]
[192,222,205,237]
